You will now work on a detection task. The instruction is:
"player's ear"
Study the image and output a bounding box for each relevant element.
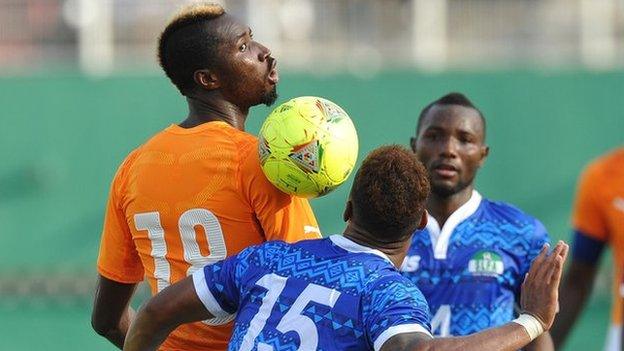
[194,69,220,90]
[478,145,490,167]
[417,210,428,230]
[343,200,353,222]
[409,137,417,153]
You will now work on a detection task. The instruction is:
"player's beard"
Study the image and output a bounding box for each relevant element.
[261,85,278,106]
[431,176,474,198]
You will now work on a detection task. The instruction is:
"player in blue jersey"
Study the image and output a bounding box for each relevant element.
[123,145,567,351]
[403,93,553,350]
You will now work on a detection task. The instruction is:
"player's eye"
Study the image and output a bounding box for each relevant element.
[239,43,248,52]
[424,132,439,140]
[459,134,475,144]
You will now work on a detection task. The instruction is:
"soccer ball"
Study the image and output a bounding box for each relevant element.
[258,96,358,198]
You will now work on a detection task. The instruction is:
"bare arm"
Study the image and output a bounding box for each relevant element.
[550,259,598,348]
[91,275,139,349]
[381,242,568,351]
[524,331,554,351]
[123,276,212,351]
[382,323,531,351]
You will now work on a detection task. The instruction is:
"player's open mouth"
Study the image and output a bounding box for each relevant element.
[268,59,279,85]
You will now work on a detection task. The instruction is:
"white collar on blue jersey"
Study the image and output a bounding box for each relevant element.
[329,235,393,264]
[427,190,482,260]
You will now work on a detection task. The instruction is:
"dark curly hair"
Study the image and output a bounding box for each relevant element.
[157,3,226,95]
[416,92,486,138]
[350,145,430,241]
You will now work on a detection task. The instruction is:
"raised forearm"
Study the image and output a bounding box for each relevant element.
[427,323,531,351]
[524,331,554,351]
[383,323,533,351]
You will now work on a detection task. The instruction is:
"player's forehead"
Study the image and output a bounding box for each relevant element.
[420,104,484,135]
[210,13,249,43]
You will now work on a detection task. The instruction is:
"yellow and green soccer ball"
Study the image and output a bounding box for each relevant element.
[258,96,358,198]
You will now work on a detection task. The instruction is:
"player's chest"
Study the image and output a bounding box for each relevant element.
[403,238,524,288]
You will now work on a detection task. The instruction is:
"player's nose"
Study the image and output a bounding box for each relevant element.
[257,42,271,61]
[439,137,459,157]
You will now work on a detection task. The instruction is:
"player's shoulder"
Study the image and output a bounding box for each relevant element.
[225,129,264,171]
[242,239,291,258]
[287,235,400,283]
[145,121,255,147]
[256,239,294,255]
[326,235,399,268]
[110,146,143,184]
[112,126,175,176]
[364,269,428,309]
[592,147,624,167]
[225,126,258,154]
[366,269,420,291]
[581,147,624,182]
[119,146,143,167]
[245,238,321,264]
[480,198,536,221]
[479,198,546,233]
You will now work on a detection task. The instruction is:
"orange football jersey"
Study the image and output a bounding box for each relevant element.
[572,147,624,329]
[97,121,320,350]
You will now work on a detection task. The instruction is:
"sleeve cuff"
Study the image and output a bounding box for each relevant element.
[97,265,144,284]
[373,323,432,351]
[192,269,231,319]
[571,230,606,264]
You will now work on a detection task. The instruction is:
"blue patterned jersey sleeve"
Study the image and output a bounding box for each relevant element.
[363,275,432,351]
[192,246,255,318]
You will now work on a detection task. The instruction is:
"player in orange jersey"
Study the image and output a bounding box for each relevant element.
[90,3,321,350]
[552,148,624,350]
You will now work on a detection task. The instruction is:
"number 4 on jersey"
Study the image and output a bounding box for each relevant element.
[431,305,451,337]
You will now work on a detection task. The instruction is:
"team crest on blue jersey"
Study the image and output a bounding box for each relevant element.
[402,196,551,336]
[468,251,504,276]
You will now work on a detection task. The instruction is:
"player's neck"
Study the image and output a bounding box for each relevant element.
[342,224,411,268]
[427,185,474,227]
[182,95,249,131]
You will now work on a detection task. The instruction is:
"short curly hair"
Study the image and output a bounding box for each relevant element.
[157,3,227,95]
[350,145,430,241]
[416,92,486,138]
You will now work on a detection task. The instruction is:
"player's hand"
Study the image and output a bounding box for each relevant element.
[520,241,569,331]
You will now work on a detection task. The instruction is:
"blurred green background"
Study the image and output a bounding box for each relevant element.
[1,70,622,349]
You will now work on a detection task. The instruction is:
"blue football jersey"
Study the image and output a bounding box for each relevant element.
[193,235,432,351]
[401,191,549,336]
